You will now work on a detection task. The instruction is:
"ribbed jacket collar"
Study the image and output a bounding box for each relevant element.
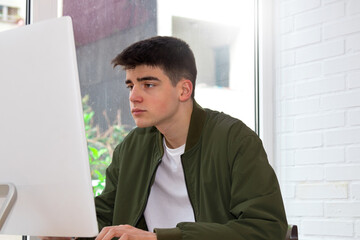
[184,100,207,152]
[154,100,207,154]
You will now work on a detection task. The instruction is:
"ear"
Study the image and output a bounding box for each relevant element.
[178,79,193,102]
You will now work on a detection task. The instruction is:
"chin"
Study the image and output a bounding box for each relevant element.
[134,121,153,128]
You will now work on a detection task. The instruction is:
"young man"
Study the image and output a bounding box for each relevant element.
[94,36,288,240]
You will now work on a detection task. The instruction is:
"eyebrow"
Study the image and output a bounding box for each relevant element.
[125,76,160,84]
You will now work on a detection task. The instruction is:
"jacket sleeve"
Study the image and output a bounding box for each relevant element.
[155,129,288,240]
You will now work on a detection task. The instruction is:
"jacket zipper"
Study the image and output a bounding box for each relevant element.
[181,157,198,222]
[134,158,162,227]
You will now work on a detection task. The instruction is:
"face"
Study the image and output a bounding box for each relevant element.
[125,65,183,129]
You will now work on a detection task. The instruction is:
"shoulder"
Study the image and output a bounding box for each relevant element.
[202,108,264,156]
[202,109,268,167]
[203,108,257,139]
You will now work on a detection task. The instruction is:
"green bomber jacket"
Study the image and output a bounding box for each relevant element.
[94,101,288,240]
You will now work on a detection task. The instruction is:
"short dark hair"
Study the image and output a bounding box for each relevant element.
[112,36,197,98]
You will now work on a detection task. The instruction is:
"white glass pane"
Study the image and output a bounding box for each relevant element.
[158,0,255,129]
[0,0,25,32]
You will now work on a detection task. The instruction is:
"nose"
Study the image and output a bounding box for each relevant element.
[129,85,143,103]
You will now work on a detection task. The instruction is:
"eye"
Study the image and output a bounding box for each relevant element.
[126,84,133,90]
[144,83,155,88]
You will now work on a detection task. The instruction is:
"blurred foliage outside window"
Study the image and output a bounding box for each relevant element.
[83,95,129,196]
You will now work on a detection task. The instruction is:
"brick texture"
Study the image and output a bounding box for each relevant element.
[348,71,360,89]
[294,2,345,29]
[356,220,360,237]
[295,147,345,165]
[296,182,348,199]
[275,0,360,239]
[302,219,353,236]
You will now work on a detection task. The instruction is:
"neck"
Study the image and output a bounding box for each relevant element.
[158,100,193,149]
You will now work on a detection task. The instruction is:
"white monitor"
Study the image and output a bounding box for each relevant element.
[0,17,98,237]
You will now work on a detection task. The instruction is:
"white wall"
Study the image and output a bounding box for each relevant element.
[274,0,360,239]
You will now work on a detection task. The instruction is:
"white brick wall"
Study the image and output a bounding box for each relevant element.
[325,202,360,217]
[295,112,345,131]
[295,147,345,165]
[281,0,321,17]
[284,166,324,181]
[285,200,324,217]
[351,183,360,200]
[348,0,360,15]
[326,165,360,181]
[324,15,360,39]
[302,219,353,236]
[281,27,321,50]
[281,97,320,115]
[349,109,360,126]
[347,146,360,162]
[297,182,348,199]
[323,54,360,74]
[356,220,360,237]
[325,128,360,146]
[348,71,360,89]
[347,33,360,52]
[274,0,360,239]
[281,62,322,82]
[294,2,345,29]
[295,75,346,97]
[295,40,344,64]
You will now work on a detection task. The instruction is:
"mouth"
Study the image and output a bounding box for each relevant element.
[131,108,146,115]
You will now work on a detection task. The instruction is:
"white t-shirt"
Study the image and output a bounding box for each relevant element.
[144,138,195,232]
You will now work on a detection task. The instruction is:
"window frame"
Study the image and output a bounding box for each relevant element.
[29,0,275,167]
[258,0,275,167]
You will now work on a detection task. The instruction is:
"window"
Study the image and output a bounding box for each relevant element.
[59,0,257,194]
[61,0,256,128]
[0,0,258,197]
[214,45,230,87]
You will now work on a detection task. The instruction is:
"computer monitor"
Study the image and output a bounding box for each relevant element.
[0,17,98,237]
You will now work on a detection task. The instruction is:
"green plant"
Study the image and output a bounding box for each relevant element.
[83,95,129,196]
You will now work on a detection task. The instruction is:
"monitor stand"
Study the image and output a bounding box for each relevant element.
[0,183,17,231]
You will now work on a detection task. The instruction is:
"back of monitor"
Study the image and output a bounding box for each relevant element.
[0,17,98,237]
